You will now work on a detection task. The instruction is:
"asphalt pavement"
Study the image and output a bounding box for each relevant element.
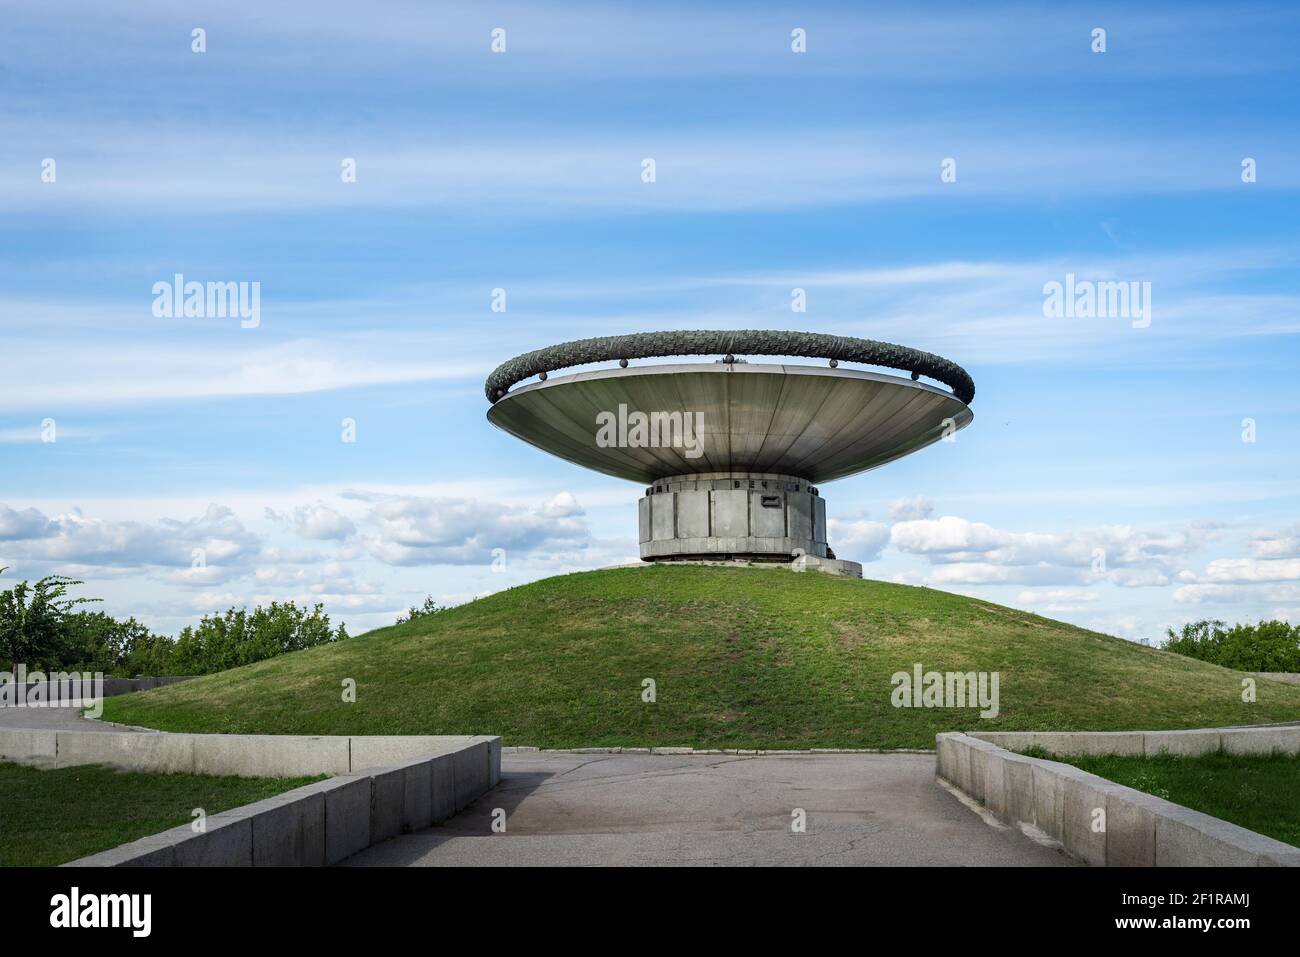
[345,751,1075,866]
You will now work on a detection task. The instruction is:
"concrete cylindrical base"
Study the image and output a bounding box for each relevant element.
[637,472,829,562]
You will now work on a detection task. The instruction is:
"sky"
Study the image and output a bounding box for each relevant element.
[1,1,1297,644]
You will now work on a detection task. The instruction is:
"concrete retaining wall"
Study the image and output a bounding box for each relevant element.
[64,736,501,867]
[969,724,1300,758]
[936,731,1300,866]
[0,727,502,781]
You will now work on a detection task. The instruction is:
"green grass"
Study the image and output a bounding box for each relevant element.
[102,565,1300,749]
[0,762,324,866]
[1038,750,1300,849]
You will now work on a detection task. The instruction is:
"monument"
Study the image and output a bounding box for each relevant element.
[486,330,975,577]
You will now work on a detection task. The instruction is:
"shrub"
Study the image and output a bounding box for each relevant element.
[1,568,352,676]
[170,602,350,675]
[1162,619,1300,673]
[0,568,101,671]
[395,596,447,625]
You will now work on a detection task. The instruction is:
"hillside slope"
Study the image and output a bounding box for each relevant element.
[102,566,1300,749]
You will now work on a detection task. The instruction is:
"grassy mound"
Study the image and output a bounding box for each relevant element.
[102,566,1300,749]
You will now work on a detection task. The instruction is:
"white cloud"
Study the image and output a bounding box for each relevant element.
[1182,558,1300,585]
[0,331,480,409]
[165,560,392,618]
[1016,589,1100,613]
[1250,525,1300,559]
[890,515,1212,587]
[0,426,93,443]
[350,492,593,566]
[269,504,357,541]
[9,115,1300,216]
[891,516,1022,556]
[540,492,584,518]
[827,519,890,561]
[1173,583,1300,605]
[1087,615,1147,642]
[8,1,1296,88]
[1107,568,1171,588]
[4,246,1298,420]
[923,563,1018,585]
[0,505,53,540]
[887,496,934,522]
[191,591,246,612]
[158,564,248,588]
[0,502,260,571]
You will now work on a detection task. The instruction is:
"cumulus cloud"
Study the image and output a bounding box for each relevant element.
[888,515,1210,587]
[248,560,394,613]
[918,563,1020,585]
[1016,589,1100,613]
[190,591,246,611]
[828,518,890,561]
[251,560,377,594]
[265,503,357,541]
[1249,525,1300,559]
[348,492,592,566]
[158,564,246,587]
[1110,568,1171,587]
[887,496,934,522]
[1170,530,1300,607]
[0,502,260,571]
[154,559,394,619]
[891,516,1033,558]
[0,504,53,540]
[1182,557,1300,585]
[1173,583,1300,605]
[539,492,584,518]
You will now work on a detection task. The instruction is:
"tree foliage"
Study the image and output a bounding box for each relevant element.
[0,568,100,670]
[0,568,350,676]
[170,602,348,674]
[1162,619,1300,672]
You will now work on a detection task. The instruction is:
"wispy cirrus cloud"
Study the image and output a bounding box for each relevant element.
[7,1,1297,88]
[4,247,1297,411]
[8,127,1299,216]
[0,331,484,409]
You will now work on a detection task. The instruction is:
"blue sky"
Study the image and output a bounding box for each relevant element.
[1,1,1297,642]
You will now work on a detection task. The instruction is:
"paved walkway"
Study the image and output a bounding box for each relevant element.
[3,707,1074,865]
[0,702,135,732]
[346,751,1075,867]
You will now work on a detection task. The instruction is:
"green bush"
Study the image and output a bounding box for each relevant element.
[169,602,349,675]
[395,595,447,625]
[60,610,179,676]
[1,568,350,676]
[1162,619,1300,672]
[0,568,100,671]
